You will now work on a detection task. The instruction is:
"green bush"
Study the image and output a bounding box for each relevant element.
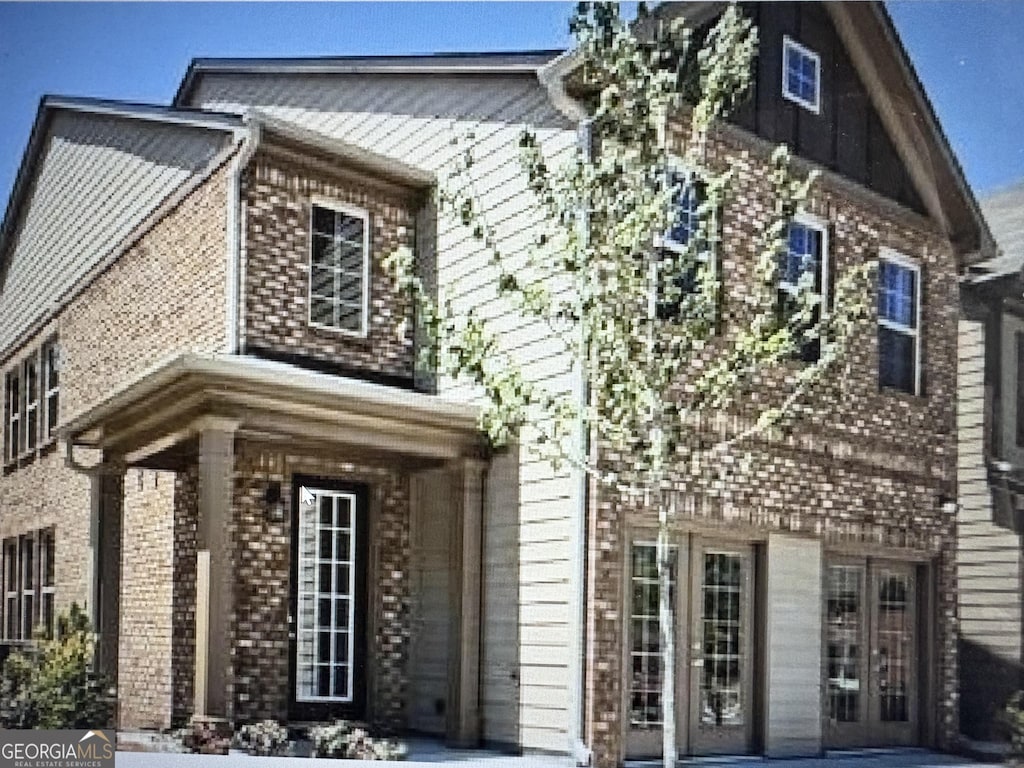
[309,720,407,761]
[0,604,114,729]
[233,720,291,756]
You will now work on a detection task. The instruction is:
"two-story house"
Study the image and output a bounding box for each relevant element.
[957,180,1024,744]
[0,3,994,768]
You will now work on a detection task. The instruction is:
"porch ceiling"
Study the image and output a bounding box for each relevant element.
[61,353,485,465]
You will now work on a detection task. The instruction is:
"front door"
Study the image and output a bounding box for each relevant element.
[625,538,756,759]
[824,559,918,747]
[289,479,369,721]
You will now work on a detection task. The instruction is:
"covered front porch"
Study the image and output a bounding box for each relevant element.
[62,352,489,745]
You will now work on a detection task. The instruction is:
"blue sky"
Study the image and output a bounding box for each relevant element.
[0,1,1022,215]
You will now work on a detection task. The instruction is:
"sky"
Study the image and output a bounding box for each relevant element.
[0,1,1023,218]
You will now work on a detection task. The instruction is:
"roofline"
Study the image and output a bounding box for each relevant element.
[0,96,245,302]
[868,3,995,262]
[172,49,566,107]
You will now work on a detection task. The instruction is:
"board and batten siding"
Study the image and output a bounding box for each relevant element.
[956,318,1024,739]
[764,533,823,757]
[186,72,579,751]
[0,111,233,356]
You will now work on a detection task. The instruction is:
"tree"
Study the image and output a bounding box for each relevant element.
[387,4,872,766]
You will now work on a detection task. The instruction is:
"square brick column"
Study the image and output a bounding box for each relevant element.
[93,469,125,686]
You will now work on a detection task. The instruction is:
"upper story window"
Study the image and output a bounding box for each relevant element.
[782,36,821,114]
[779,216,828,361]
[309,201,369,336]
[877,252,921,395]
[3,336,60,465]
[657,171,713,320]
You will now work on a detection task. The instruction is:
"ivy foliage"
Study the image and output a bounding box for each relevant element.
[386,2,873,493]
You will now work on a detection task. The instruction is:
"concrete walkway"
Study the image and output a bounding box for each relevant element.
[114,746,984,768]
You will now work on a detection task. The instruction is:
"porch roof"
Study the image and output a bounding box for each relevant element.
[61,353,484,465]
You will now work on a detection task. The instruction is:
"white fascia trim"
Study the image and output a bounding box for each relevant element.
[46,96,247,137]
[61,352,480,440]
[538,50,588,123]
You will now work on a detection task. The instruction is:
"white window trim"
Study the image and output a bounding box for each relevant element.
[656,161,709,258]
[22,355,38,455]
[782,35,821,114]
[877,247,922,396]
[5,367,21,464]
[780,212,829,309]
[42,340,59,443]
[307,198,371,338]
[295,487,357,704]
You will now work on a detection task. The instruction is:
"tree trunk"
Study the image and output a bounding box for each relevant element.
[657,494,676,768]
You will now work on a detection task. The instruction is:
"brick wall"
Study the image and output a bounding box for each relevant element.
[60,163,230,421]
[583,124,961,767]
[241,152,417,383]
[119,469,176,730]
[166,440,412,730]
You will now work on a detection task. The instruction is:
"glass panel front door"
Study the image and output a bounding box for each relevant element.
[824,560,918,747]
[290,481,367,721]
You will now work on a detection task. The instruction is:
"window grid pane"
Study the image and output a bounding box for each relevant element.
[296,488,357,703]
[700,553,744,727]
[628,544,675,729]
[784,40,819,108]
[826,565,863,723]
[309,205,366,333]
[877,258,919,394]
[877,573,911,722]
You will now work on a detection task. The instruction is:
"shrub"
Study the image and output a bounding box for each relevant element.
[1005,692,1024,760]
[179,718,232,755]
[233,719,291,756]
[0,604,114,729]
[309,720,407,761]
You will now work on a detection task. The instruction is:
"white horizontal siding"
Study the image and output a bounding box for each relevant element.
[189,71,578,752]
[956,319,1023,679]
[0,111,230,353]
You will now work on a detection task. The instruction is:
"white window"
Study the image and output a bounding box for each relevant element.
[657,168,714,319]
[23,355,38,453]
[779,215,828,360]
[42,339,59,442]
[295,487,358,703]
[3,538,17,641]
[782,36,820,113]
[877,251,921,395]
[309,201,370,336]
[4,368,21,463]
[1,529,55,642]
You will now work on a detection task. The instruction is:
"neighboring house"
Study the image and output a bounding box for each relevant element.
[957,180,1024,742]
[0,4,994,768]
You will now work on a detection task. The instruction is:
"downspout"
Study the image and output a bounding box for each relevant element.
[226,117,262,355]
[538,54,593,767]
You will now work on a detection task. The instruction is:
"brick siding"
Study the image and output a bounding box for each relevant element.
[583,124,961,767]
[241,152,417,383]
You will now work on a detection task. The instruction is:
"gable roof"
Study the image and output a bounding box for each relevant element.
[973,181,1024,279]
[173,50,565,107]
[0,96,244,355]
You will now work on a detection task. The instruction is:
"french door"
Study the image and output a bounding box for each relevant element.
[289,479,368,721]
[824,559,918,747]
[626,537,756,758]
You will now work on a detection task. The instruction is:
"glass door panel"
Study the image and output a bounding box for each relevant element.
[690,543,754,755]
[871,566,917,744]
[825,564,868,745]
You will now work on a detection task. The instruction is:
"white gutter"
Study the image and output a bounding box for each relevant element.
[226,118,262,354]
[539,54,593,766]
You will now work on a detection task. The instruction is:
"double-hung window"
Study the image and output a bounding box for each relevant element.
[309,201,370,336]
[779,215,828,361]
[877,252,920,395]
[4,369,21,463]
[782,36,820,113]
[42,340,59,442]
[1,529,55,642]
[23,356,38,454]
[657,169,712,319]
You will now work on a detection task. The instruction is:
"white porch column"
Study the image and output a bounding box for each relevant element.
[447,458,486,747]
[193,418,238,718]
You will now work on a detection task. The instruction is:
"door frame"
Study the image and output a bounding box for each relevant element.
[287,475,371,722]
[822,554,926,749]
[622,531,760,760]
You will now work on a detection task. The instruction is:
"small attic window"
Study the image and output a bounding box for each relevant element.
[782,36,820,113]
